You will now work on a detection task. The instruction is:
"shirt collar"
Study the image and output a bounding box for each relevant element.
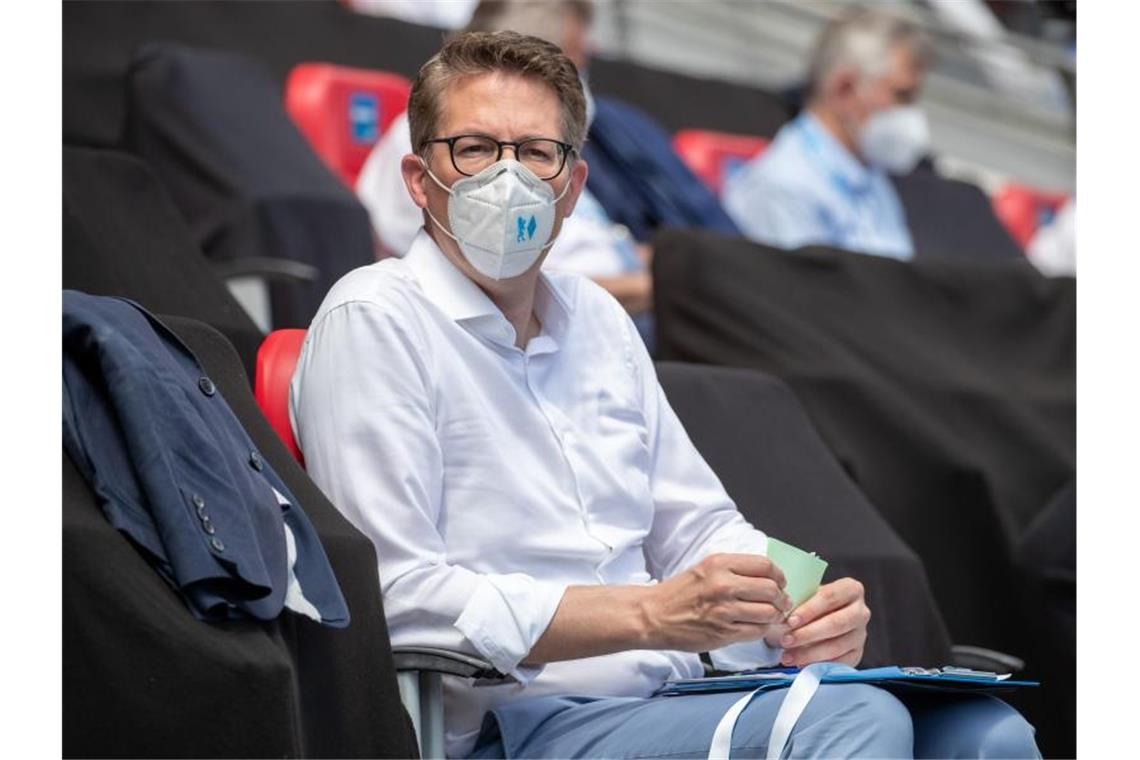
[796,111,876,193]
[403,228,575,349]
[533,271,573,347]
[404,228,499,323]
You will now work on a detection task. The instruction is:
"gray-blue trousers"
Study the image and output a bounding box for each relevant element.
[469,685,1041,758]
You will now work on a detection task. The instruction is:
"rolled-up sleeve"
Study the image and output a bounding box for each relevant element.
[290,298,566,681]
[624,313,783,669]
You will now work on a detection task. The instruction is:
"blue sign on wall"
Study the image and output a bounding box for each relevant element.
[348,92,380,145]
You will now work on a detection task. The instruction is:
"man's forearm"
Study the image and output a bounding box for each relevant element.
[523,584,654,665]
[522,554,791,667]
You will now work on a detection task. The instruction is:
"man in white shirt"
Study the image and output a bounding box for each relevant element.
[356,0,654,346]
[723,8,932,260]
[292,29,1038,760]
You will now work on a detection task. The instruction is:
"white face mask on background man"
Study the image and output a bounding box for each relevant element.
[422,158,570,280]
[857,103,931,175]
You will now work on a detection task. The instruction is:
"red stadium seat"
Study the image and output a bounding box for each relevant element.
[672,129,770,196]
[991,184,1069,251]
[254,328,308,464]
[285,63,412,187]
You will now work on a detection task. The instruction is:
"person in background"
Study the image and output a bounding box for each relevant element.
[724,7,933,260]
[1027,198,1075,277]
[356,0,655,349]
[294,28,1040,760]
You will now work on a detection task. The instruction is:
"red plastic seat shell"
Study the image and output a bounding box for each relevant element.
[672,129,770,196]
[285,63,412,186]
[254,329,308,464]
[991,185,1069,251]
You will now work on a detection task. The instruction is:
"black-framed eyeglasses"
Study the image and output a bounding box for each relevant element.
[422,134,575,180]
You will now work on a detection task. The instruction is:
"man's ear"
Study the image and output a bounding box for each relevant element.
[826,65,860,106]
[560,157,589,217]
[401,153,430,210]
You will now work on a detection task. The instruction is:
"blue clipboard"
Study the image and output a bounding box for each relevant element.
[654,666,1039,698]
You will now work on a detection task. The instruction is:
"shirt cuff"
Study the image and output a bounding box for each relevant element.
[707,638,784,673]
[453,573,569,684]
[704,532,784,671]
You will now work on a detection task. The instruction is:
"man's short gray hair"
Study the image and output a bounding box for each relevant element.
[807,6,934,96]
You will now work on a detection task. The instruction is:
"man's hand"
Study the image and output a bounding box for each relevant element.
[640,553,793,652]
[766,578,870,667]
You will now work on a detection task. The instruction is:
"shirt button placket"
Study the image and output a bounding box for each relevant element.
[522,354,608,563]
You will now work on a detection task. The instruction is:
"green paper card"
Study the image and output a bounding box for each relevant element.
[766,538,828,608]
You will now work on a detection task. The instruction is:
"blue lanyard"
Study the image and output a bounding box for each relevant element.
[793,117,886,245]
[795,117,871,204]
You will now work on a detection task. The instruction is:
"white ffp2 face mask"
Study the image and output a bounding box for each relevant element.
[422,158,570,280]
[858,104,931,175]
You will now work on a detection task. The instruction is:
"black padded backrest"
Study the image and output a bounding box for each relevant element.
[62,146,264,379]
[1010,477,1075,758]
[63,1,445,147]
[653,226,1075,657]
[62,314,418,758]
[656,361,951,667]
[893,167,1025,261]
[162,316,418,758]
[63,448,305,758]
[126,42,375,328]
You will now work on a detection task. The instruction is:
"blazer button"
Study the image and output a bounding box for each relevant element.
[249,450,264,471]
[210,537,226,553]
[192,494,206,509]
[200,516,216,535]
[198,376,216,397]
[195,502,208,519]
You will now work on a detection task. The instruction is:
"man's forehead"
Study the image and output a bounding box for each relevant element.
[437,71,563,139]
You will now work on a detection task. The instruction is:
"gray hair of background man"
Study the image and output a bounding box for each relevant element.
[807,7,935,99]
[466,0,593,47]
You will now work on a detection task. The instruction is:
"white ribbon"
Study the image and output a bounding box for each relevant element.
[707,663,839,760]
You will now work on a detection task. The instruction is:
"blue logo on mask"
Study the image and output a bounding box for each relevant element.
[517,215,537,242]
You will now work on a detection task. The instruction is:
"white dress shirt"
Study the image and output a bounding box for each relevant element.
[355,112,643,277]
[290,230,779,756]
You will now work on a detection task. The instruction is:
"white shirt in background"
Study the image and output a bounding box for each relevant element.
[1027,199,1075,277]
[290,230,779,757]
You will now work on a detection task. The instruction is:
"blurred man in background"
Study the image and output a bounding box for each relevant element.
[356,0,655,348]
[724,7,933,260]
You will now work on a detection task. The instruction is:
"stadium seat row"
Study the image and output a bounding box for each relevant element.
[283,61,1068,252]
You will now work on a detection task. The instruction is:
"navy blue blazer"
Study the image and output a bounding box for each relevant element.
[582,96,742,243]
[63,290,349,627]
